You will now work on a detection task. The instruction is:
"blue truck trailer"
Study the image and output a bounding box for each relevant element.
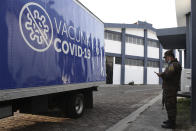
[0,0,105,118]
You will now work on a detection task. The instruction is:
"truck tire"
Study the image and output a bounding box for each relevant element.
[66,94,85,118]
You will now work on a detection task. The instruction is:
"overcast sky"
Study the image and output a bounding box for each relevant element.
[78,0,177,29]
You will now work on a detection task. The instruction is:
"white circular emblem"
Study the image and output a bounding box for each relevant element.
[19,2,53,52]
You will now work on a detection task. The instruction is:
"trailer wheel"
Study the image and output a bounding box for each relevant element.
[66,94,85,118]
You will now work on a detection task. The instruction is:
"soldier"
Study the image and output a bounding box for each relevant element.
[155,50,182,129]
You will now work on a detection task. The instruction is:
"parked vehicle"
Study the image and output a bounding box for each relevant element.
[0,0,105,119]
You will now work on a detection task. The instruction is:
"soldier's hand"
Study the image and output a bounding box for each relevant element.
[154,72,161,77]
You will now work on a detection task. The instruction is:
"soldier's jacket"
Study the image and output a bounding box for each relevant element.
[160,59,182,92]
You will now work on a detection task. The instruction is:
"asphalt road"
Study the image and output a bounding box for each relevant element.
[0,85,162,131]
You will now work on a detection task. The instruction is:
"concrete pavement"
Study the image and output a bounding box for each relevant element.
[106,92,172,131]
[124,99,172,131]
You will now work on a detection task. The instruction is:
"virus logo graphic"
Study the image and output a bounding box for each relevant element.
[25,10,49,44]
[19,2,53,52]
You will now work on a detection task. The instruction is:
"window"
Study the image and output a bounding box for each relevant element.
[126,36,133,43]
[137,38,144,45]
[148,40,159,48]
[126,35,144,45]
[129,37,133,43]
[140,39,144,45]
[125,58,144,66]
[133,37,136,44]
[104,31,121,41]
[104,32,108,39]
[126,36,129,43]
[114,33,121,41]
[147,61,159,68]
[136,38,141,45]
[108,33,113,40]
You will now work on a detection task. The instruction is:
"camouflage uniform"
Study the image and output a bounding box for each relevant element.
[160,58,182,124]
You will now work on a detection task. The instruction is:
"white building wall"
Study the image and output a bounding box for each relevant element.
[125,43,144,57]
[147,30,158,40]
[105,40,121,54]
[105,28,121,33]
[148,47,159,59]
[182,50,184,68]
[147,68,159,84]
[113,64,121,84]
[126,28,144,37]
[124,65,144,84]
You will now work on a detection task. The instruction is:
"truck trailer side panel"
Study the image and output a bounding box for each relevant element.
[0,0,105,118]
[0,0,105,91]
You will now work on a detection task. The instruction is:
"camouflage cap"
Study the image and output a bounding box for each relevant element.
[163,50,174,58]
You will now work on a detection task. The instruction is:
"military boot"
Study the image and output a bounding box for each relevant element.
[162,120,169,124]
[161,120,176,129]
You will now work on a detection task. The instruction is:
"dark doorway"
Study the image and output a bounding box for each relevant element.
[106,56,113,84]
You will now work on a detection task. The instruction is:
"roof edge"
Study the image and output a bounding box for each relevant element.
[104,22,156,32]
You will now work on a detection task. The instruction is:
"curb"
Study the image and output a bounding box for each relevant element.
[106,93,162,131]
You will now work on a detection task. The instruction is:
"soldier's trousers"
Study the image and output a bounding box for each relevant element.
[165,93,177,122]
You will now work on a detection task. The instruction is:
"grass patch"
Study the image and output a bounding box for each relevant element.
[176,98,191,130]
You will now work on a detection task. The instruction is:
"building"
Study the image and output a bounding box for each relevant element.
[104,21,184,85]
